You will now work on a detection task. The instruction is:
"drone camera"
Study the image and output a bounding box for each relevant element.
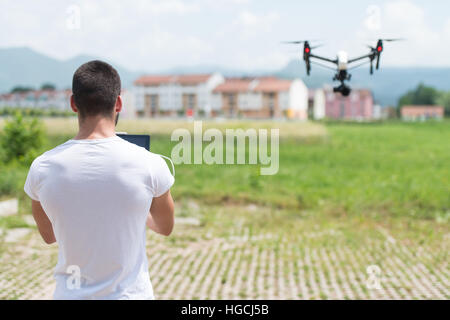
[333,84,351,97]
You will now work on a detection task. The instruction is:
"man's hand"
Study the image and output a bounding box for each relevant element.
[31,200,56,244]
[147,190,174,236]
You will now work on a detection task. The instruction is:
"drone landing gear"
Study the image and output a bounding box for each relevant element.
[333,70,352,96]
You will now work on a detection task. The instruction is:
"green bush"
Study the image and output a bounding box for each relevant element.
[0,106,76,117]
[0,166,25,198]
[0,112,46,164]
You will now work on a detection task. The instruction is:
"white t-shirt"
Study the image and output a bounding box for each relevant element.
[24,135,174,300]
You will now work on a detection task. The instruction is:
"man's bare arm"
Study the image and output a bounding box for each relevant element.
[31,200,56,244]
[146,190,174,236]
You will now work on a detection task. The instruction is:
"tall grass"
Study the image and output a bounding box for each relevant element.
[148,121,449,219]
[1,119,449,220]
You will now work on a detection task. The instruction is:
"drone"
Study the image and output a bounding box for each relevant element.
[283,39,403,96]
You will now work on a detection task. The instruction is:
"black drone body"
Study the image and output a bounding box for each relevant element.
[284,39,402,96]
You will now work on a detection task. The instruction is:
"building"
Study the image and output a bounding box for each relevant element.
[0,89,137,118]
[212,77,308,119]
[307,88,326,120]
[133,73,224,117]
[120,89,137,119]
[0,89,72,110]
[308,87,375,120]
[382,106,398,119]
[372,104,382,120]
[323,88,374,120]
[401,105,444,121]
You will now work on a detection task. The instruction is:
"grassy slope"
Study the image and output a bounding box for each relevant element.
[1,119,448,220]
[147,121,449,220]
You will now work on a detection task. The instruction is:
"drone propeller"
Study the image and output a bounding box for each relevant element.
[282,41,305,44]
[310,44,324,50]
[281,39,321,44]
[380,38,405,42]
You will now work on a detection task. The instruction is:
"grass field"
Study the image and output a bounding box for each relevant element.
[0,118,449,299]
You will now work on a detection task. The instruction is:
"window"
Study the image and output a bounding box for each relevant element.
[187,94,195,109]
[227,94,236,116]
[268,93,275,110]
[150,95,158,112]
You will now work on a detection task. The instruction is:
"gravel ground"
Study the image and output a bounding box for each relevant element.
[0,221,448,300]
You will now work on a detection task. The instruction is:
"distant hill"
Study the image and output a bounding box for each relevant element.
[1,47,449,106]
[0,47,140,92]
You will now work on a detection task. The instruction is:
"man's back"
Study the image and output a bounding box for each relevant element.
[24,135,174,299]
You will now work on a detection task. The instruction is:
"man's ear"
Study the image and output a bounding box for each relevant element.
[70,95,78,113]
[115,95,123,113]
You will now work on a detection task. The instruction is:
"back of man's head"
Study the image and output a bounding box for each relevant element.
[72,60,121,119]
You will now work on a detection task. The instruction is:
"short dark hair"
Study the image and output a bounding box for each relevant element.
[72,60,121,118]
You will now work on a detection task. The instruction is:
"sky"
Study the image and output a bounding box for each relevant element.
[1,0,449,72]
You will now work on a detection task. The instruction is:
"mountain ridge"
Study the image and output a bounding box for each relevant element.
[1,47,449,106]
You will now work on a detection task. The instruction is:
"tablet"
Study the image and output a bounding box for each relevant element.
[116,134,151,151]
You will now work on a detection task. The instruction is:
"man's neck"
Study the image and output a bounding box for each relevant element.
[74,115,116,140]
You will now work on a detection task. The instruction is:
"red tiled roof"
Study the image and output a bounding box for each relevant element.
[213,77,292,93]
[254,78,292,92]
[213,78,253,93]
[134,75,172,86]
[134,74,212,86]
[177,74,212,85]
[0,93,13,99]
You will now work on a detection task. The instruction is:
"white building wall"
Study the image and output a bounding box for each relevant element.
[159,84,178,110]
[211,93,222,111]
[0,91,72,110]
[134,73,224,115]
[121,89,136,118]
[278,92,289,110]
[313,89,326,120]
[238,92,262,110]
[135,86,147,111]
[373,104,382,120]
[288,79,308,119]
[203,73,225,114]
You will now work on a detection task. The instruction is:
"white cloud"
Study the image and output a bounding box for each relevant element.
[211,9,284,69]
[232,51,290,71]
[0,0,449,74]
[364,5,382,32]
[234,11,280,37]
[213,9,280,43]
[201,0,252,10]
[136,0,200,15]
[445,19,450,36]
[356,0,450,66]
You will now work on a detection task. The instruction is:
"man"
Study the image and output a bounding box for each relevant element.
[24,60,175,299]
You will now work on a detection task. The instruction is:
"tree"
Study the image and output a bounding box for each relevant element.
[40,83,56,91]
[10,86,34,93]
[437,91,450,117]
[397,83,440,108]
